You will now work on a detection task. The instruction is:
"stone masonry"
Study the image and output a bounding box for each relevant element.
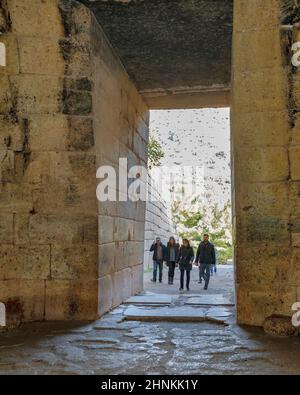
[0,0,149,326]
[1,0,300,330]
[232,0,300,326]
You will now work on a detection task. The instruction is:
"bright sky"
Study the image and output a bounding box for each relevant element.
[149,108,231,207]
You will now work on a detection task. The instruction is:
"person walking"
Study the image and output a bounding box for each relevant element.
[195,234,216,290]
[165,237,180,285]
[177,239,194,292]
[150,237,166,283]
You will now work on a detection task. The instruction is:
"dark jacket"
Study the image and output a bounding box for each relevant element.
[196,241,216,265]
[176,246,194,271]
[150,243,166,262]
[165,242,180,262]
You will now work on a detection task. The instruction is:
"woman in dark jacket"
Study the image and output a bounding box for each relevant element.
[176,239,195,291]
[165,237,180,285]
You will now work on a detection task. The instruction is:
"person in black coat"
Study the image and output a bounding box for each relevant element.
[195,234,216,290]
[165,237,180,285]
[176,239,195,291]
[150,237,167,283]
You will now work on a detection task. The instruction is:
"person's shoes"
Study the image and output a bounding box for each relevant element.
[204,287,208,291]
[151,279,156,283]
[186,288,190,292]
[179,288,184,292]
[198,280,202,284]
[159,280,162,283]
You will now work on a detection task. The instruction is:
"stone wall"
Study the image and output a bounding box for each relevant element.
[0,0,149,325]
[92,11,149,316]
[232,0,300,326]
[144,172,178,269]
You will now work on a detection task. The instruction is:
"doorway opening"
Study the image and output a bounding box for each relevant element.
[143,108,234,306]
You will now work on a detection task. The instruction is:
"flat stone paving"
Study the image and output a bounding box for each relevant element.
[1,266,300,375]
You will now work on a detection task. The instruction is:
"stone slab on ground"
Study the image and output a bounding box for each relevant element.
[186,295,234,307]
[124,294,173,305]
[123,305,230,324]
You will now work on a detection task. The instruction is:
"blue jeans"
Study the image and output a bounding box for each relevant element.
[153,260,163,282]
[210,264,217,275]
[200,264,211,289]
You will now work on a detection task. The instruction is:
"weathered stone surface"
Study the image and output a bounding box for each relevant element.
[263,315,297,337]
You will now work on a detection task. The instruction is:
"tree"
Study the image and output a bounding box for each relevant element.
[148,136,165,169]
[172,194,233,264]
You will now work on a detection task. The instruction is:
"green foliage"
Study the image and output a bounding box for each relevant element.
[148,136,165,169]
[172,196,233,264]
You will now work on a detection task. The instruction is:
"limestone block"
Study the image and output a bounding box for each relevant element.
[114,218,134,242]
[233,29,282,72]
[234,0,280,32]
[237,216,290,244]
[49,152,96,184]
[61,37,93,78]
[0,115,23,152]
[98,275,113,316]
[115,241,129,272]
[237,182,289,217]
[10,74,63,114]
[235,245,291,286]
[232,111,289,147]
[290,147,300,181]
[32,182,97,216]
[134,221,146,242]
[131,264,144,295]
[288,182,300,216]
[232,68,287,114]
[27,115,94,152]
[45,279,98,320]
[0,279,45,326]
[236,147,289,183]
[263,315,297,337]
[8,0,64,37]
[0,213,13,243]
[19,36,64,75]
[0,74,12,113]
[292,233,300,247]
[51,243,97,280]
[98,215,114,245]
[112,268,132,307]
[0,244,50,280]
[15,213,94,245]
[0,34,19,75]
[98,242,115,277]
[0,183,33,213]
[62,89,92,116]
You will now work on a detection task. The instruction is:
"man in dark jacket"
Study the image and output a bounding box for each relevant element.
[195,234,216,290]
[150,237,166,283]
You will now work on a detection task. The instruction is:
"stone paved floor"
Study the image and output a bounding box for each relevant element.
[1,266,300,375]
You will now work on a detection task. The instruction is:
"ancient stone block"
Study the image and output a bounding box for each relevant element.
[45,279,98,320]
[263,315,297,337]
[131,264,144,295]
[236,147,289,183]
[8,0,64,37]
[62,89,92,116]
[112,268,132,308]
[290,147,300,181]
[0,279,45,326]
[0,213,13,244]
[0,244,50,280]
[19,36,64,75]
[98,215,114,245]
[98,243,115,277]
[98,275,113,316]
[10,75,63,115]
[51,243,97,280]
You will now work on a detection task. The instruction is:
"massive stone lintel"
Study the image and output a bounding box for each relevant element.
[78,0,233,107]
